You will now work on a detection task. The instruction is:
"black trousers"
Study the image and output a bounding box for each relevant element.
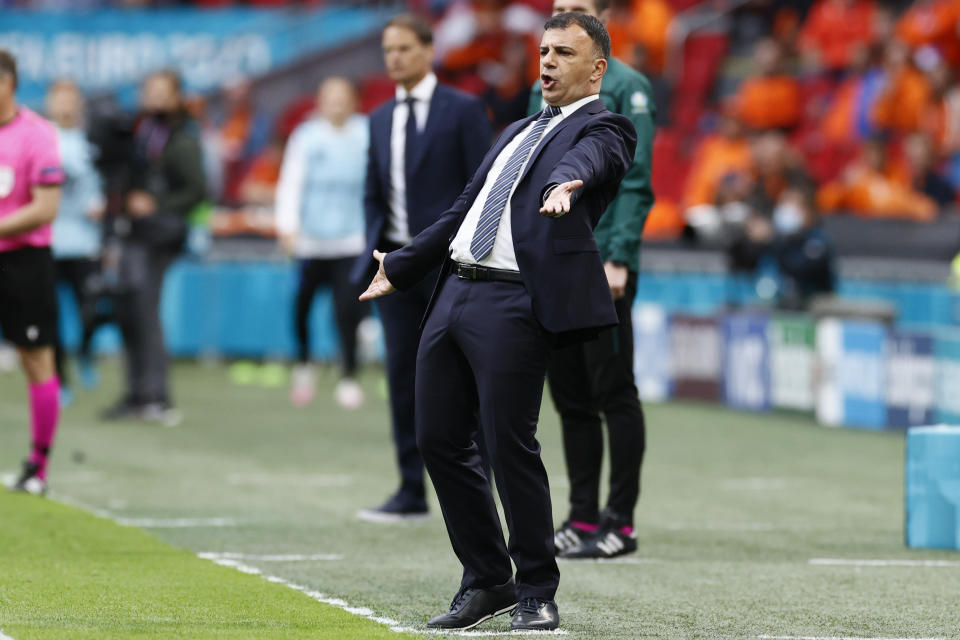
[115,242,174,405]
[54,257,111,387]
[294,257,367,377]
[546,271,646,526]
[374,249,436,502]
[416,274,559,600]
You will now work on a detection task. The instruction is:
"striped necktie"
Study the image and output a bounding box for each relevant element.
[470,105,562,262]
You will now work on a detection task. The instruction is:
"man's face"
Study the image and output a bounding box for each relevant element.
[141,75,179,114]
[46,85,82,128]
[539,25,604,107]
[552,0,606,21]
[382,26,433,88]
[0,74,14,111]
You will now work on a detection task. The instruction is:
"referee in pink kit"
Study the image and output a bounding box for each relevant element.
[0,50,65,495]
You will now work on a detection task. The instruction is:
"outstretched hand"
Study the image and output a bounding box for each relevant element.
[540,180,584,218]
[359,250,396,301]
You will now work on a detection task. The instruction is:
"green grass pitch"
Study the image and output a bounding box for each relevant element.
[1,360,960,639]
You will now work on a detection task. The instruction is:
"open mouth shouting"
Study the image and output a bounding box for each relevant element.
[541,72,558,92]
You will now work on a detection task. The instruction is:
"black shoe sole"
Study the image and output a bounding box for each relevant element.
[426,603,516,631]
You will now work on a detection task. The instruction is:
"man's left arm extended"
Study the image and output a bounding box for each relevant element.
[544,113,637,213]
[0,186,61,238]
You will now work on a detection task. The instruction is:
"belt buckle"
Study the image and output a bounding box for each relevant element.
[460,264,479,281]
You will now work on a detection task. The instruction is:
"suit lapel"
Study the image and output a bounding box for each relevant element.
[517,99,605,186]
[410,87,449,174]
[375,100,395,187]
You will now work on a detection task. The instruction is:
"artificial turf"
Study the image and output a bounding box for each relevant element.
[1,360,960,639]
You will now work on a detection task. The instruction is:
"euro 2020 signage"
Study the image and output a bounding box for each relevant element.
[0,8,389,107]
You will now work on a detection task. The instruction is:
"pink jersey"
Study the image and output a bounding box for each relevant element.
[0,107,64,252]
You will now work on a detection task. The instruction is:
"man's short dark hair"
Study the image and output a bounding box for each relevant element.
[0,49,17,89]
[592,0,611,13]
[385,13,434,46]
[544,12,611,60]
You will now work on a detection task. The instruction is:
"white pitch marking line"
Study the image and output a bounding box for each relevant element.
[720,477,797,491]
[663,522,779,532]
[114,517,237,528]
[810,558,960,568]
[199,556,416,633]
[225,473,352,487]
[198,552,343,562]
[428,631,568,637]
[558,556,661,565]
[199,556,568,637]
[757,635,948,640]
[0,629,17,640]
[50,493,239,529]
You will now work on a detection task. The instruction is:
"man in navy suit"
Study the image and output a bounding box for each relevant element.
[354,14,493,522]
[361,13,636,632]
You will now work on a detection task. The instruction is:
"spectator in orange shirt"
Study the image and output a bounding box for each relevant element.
[896,0,960,68]
[798,0,877,73]
[605,0,673,74]
[872,41,933,135]
[818,138,938,221]
[683,114,754,242]
[733,39,802,131]
[684,114,753,209]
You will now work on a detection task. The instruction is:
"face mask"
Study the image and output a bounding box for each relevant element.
[773,203,804,235]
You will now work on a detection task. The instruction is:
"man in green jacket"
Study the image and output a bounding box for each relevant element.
[529,0,655,559]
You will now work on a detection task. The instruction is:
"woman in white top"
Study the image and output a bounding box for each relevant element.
[275,78,369,409]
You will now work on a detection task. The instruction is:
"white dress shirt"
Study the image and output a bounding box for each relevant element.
[386,72,437,245]
[449,94,599,271]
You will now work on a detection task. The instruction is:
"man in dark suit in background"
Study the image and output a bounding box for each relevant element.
[360,13,636,632]
[353,14,493,522]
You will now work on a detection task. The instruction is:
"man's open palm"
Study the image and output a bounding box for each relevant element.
[540,179,583,218]
[359,250,396,301]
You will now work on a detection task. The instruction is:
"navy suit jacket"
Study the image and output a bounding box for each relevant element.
[383,98,637,341]
[351,83,493,283]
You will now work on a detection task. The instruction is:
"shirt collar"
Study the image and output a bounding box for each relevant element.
[396,72,438,104]
[556,93,600,118]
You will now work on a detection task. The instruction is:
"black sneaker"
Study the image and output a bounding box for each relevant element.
[356,491,429,523]
[510,597,559,631]
[560,511,637,559]
[9,460,47,496]
[553,520,594,555]
[100,397,144,421]
[426,580,517,630]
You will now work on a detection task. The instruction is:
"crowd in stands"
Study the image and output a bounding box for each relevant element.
[19,1,957,247]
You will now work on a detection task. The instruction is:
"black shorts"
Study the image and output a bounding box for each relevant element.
[0,246,58,349]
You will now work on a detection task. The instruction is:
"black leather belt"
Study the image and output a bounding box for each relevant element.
[455,262,523,283]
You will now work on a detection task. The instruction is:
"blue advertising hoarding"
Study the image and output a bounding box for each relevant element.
[935,330,960,424]
[633,303,671,401]
[0,8,390,107]
[722,314,770,411]
[817,319,888,429]
[886,331,935,428]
